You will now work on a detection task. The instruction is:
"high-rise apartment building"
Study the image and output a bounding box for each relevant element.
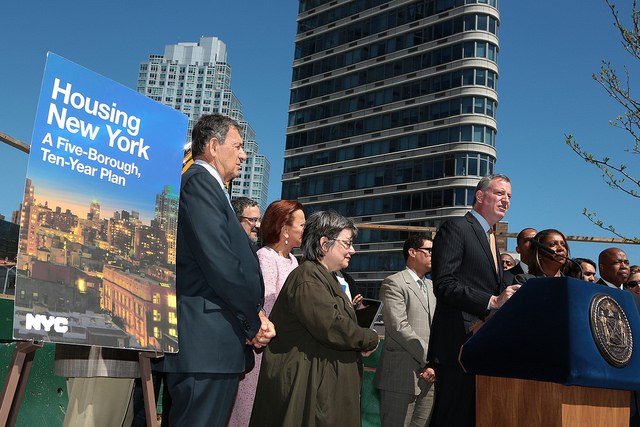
[88,200,100,222]
[283,0,499,296]
[17,178,39,258]
[136,36,270,210]
[154,185,179,265]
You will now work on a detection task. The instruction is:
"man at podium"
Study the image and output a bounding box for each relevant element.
[428,174,520,427]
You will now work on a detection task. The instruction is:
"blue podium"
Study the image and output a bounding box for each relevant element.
[459,277,640,426]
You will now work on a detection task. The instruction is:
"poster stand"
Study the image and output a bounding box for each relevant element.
[0,340,42,426]
[139,351,163,427]
[0,343,162,427]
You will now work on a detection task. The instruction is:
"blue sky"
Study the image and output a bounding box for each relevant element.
[2,0,639,265]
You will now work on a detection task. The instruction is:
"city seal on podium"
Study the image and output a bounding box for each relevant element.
[589,294,633,368]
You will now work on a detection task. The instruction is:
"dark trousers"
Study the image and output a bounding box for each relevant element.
[166,372,239,427]
[631,391,640,427]
[429,363,475,427]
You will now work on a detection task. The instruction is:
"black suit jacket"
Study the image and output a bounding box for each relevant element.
[508,262,525,276]
[502,262,524,287]
[341,270,359,300]
[428,211,504,366]
[502,269,516,287]
[162,164,264,374]
[597,277,624,290]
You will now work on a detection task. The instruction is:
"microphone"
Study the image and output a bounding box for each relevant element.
[528,238,584,279]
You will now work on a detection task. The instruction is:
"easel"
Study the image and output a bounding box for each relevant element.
[139,351,164,427]
[0,342,163,427]
[0,341,42,426]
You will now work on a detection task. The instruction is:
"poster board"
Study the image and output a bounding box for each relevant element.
[12,53,187,352]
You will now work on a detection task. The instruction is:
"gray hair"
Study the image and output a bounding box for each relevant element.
[473,173,511,205]
[191,114,242,158]
[301,211,358,261]
[231,197,258,218]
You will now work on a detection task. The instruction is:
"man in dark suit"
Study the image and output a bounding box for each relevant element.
[502,227,537,286]
[428,174,520,427]
[162,114,275,426]
[597,247,630,289]
[597,247,639,426]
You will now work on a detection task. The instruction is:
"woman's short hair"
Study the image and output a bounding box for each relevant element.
[301,211,357,261]
[260,200,304,245]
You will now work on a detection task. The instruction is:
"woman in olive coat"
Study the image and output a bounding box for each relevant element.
[250,210,379,427]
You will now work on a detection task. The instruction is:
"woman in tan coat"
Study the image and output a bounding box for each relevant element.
[250,210,379,427]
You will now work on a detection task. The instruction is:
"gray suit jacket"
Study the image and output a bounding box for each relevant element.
[374,269,436,395]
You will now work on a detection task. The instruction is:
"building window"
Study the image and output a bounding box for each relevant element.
[167,294,176,308]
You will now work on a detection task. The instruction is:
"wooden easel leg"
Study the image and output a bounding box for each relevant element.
[139,352,160,427]
[0,341,42,427]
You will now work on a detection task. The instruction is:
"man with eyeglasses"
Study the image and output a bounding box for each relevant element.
[231,197,261,243]
[597,247,630,290]
[374,233,437,427]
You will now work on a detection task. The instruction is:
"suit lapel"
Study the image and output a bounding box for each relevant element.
[186,164,266,300]
[403,270,429,312]
[465,212,500,282]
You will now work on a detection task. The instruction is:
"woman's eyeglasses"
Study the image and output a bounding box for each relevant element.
[333,239,354,249]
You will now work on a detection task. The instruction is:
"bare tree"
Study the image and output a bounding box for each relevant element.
[566,0,640,242]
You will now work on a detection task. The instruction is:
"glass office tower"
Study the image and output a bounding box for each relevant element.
[282,0,500,296]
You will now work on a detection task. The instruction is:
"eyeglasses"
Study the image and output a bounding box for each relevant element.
[333,239,354,249]
[627,281,640,288]
[240,216,260,225]
[415,247,433,255]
